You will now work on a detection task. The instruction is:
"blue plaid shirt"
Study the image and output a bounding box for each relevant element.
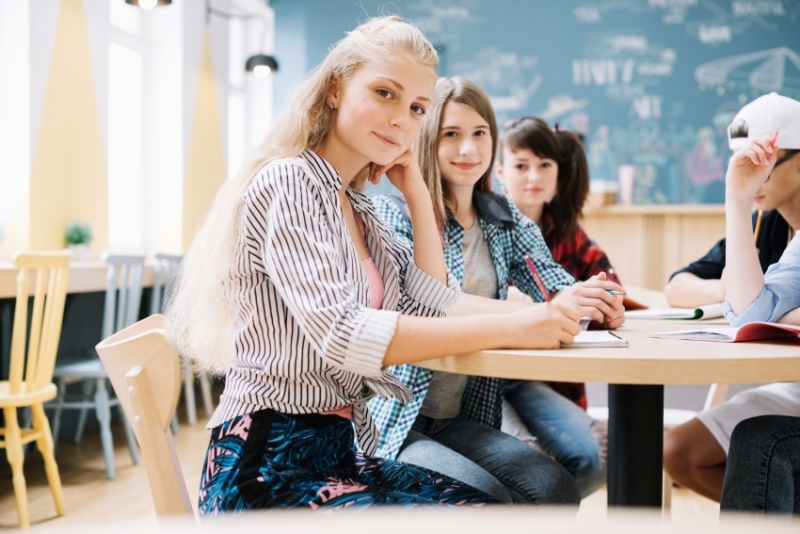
[368,190,576,459]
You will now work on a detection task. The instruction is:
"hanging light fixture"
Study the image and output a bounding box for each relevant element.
[125,0,172,11]
[246,54,279,79]
[207,1,279,78]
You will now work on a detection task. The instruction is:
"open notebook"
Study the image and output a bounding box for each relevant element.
[625,303,723,320]
[563,330,629,348]
[649,321,800,343]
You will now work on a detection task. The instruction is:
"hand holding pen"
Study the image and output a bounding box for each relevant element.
[524,257,625,329]
[725,132,779,202]
[547,272,625,329]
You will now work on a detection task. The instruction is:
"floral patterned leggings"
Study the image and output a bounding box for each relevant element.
[198,409,496,514]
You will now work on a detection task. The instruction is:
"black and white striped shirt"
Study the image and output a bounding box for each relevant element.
[208,150,463,455]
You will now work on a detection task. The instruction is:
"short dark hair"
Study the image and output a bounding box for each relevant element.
[729,118,749,139]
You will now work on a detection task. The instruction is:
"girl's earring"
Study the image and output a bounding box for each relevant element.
[328,103,335,110]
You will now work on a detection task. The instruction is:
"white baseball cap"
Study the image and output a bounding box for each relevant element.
[728,92,800,150]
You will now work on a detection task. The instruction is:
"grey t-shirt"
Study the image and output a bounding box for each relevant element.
[420,221,498,419]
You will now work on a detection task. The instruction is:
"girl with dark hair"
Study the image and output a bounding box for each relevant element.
[495,117,623,497]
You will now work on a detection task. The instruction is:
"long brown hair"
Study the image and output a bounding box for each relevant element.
[497,117,589,241]
[417,77,498,231]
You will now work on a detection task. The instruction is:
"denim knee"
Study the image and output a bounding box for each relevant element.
[508,460,581,505]
[535,463,582,505]
[570,454,605,498]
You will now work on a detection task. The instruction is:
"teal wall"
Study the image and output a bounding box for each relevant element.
[272,0,800,204]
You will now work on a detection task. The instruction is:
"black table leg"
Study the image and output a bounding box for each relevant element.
[607,384,664,507]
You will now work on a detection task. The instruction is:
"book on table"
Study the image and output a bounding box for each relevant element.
[625,303,724,320]
[563,330,629,348]
[648,321,800,343]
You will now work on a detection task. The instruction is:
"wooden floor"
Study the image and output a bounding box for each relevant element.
[0,407,720,532]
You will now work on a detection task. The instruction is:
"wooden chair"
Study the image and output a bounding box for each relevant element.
[50,253,143,479]
[95,314,194,517]
[150,253,215,426]
[0,251,70,527]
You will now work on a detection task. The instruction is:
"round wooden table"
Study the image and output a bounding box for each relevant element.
[417,318,800,508]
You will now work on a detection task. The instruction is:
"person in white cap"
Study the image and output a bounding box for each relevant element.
[663,92,800,503]
[665,91,800,308]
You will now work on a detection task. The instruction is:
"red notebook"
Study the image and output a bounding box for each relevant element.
[649,321,800,343]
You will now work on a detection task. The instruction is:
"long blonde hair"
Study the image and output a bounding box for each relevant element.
[166,16,438,372]
[417,77,498,231]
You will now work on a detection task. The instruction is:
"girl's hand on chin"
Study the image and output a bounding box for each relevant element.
[367,146,425,195]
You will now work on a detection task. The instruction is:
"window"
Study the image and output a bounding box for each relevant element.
[0,1,30,256]
[228,16,246,180]
[107,42,144,249]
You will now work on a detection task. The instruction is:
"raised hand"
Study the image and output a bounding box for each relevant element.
[726,136,778,203]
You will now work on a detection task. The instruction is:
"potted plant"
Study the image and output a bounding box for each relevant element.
[65,220,93,261]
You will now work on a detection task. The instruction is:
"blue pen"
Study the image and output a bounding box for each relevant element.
[554,284,625,296]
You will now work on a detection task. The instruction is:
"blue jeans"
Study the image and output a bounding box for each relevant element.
[720,415,800,515]
[396,414,580,506]
[503,380,605,498]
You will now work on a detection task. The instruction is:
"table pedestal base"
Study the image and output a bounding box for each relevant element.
[607,384,664,507]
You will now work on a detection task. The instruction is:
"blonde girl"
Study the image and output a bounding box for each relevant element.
[166,18,583,513]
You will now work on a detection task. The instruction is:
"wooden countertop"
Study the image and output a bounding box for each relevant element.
[0,260,155,299]
[583,204,725,216]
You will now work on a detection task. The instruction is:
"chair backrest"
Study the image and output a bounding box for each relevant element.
[96,314,193,517]
[9,251,71,395]
[101,253,146,340]
[150,253,183,316]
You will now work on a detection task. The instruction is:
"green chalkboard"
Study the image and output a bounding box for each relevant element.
[273,0,800,203]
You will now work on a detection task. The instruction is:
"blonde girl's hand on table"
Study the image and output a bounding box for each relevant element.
[552,272,625,326]
[504,303,582,350]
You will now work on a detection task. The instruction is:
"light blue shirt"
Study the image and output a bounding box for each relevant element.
[722,235,800,326]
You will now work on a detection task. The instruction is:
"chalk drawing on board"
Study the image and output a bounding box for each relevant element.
[405,0,483,48]
[573,32,676,109]
[450,48,542,117]
[731,0,789,18]
[572,0,646,25]
[695,47,800,96]
[647,0,699,25]
[538,94,589,121]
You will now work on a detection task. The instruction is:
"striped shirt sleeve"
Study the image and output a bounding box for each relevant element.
[242,163,400,378]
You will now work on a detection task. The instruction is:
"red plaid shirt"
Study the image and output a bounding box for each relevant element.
[540,209,622,410]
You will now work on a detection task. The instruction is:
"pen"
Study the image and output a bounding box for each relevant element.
[769,130,779,147]
[554,284,626,296]
[524,257,552,303]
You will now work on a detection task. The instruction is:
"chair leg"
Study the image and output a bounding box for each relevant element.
[199,370,215,418]
[93,378,117,479]
[31,403,65,516]
[119,405,140,465]
[21,407,34,454]
[662,469,672,515]
[170,412,179,435]
[4,407,30,528]
[183,367,198,426]
[51,376,67,448]
[74,379,95,444]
